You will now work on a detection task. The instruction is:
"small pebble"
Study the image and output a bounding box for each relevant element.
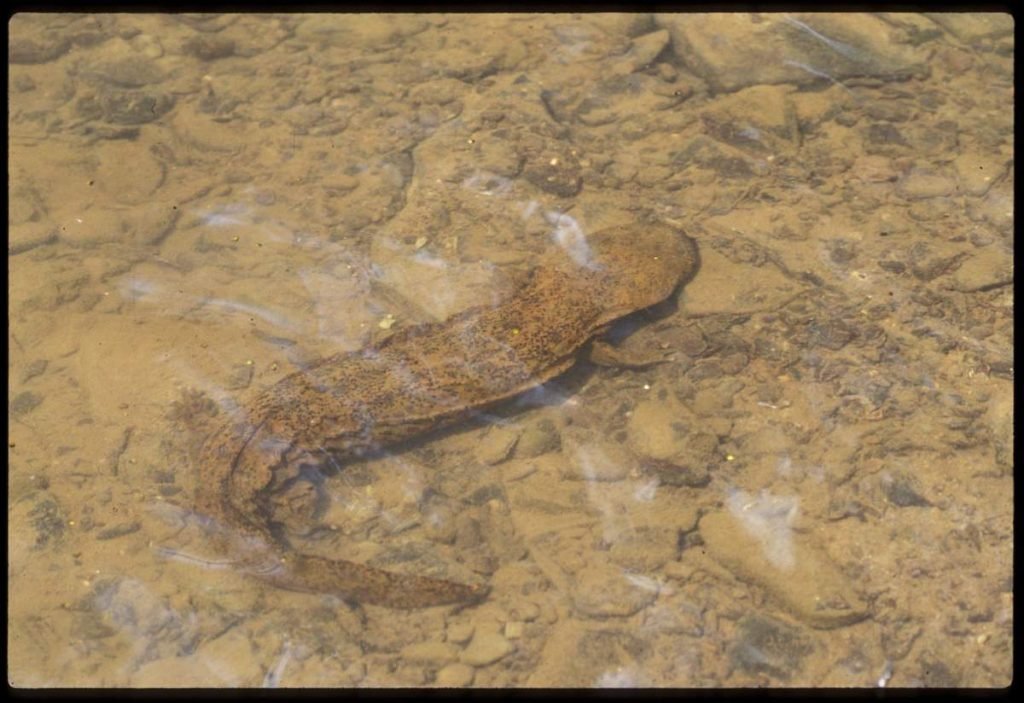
[400,641,459,664]
[9,391,42,417]
[446,623,475,645]
[898,170,956,199]
[435,662,475,687]
[516,418,561,458]
[510,600,541,622]
[572,564,658,618]
[657,62,678,82]
[474,426,520,465]
[501,458,538,482]
[460,632,514,667]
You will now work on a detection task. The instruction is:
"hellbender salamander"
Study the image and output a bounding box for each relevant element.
[195,223,699,608]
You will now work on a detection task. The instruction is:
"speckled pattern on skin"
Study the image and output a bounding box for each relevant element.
[195,223,699,608]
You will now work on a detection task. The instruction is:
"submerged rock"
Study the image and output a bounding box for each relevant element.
[657,13,929,93]
[700,493,869,629]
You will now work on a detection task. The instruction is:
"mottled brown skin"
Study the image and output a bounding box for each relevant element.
[196,223,699,608]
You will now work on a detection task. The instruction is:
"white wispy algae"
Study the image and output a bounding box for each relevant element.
[547,211,598,269]
[724,489,800,571]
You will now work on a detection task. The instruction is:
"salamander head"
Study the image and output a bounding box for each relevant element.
[553,223,699,320]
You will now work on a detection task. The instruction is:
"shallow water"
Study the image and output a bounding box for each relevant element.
[8,12,1013,687]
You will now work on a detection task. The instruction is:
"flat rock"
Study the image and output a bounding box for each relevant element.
[168,103,252,152]
[181,34,236,61]
[627,396,689,461]
[445,622,475,645]
[950,245,1013,292]
[294,14,429,50]
[700,504,868,629]
[190,628,266,685]
[575,73,685,127]
[875,13,945,45]
[607,526,679,572]
[58,207,127,247]
[572,564,658,618]
[954,151,1010,197]
[657,13,929,93]
[516,418,562,459]
[729,613,814,681]
[970,187,1013,233]
[924,12,1014,42]
[681,240,803,316]
[400,641,459,665]
[96,88,175,125]
[898,169,956,199]
[128,202,181,246]
[474,426,521,466]
[698,84,801,157]
[94,141,166,205]
[460,631,515,667]
[84,55,165,88]
[435,662,475,687]
[132,655,220,687]
[9,222,57,256]
[9,15,71,64]
[610,29,671,76]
